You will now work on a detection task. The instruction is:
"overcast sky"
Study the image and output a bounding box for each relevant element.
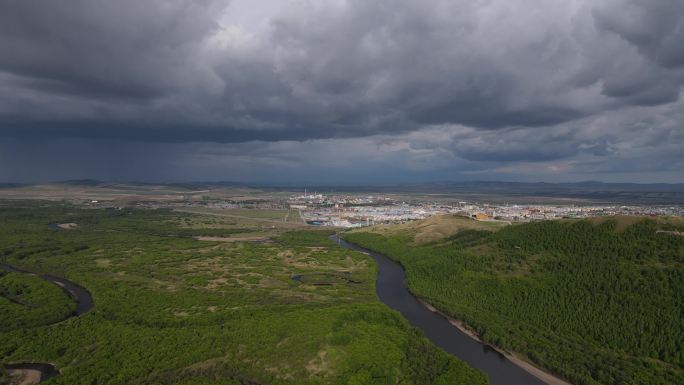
[1,0,683,184]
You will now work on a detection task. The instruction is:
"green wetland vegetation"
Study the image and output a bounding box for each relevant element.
[345,217,684,385]
[0,272,76,331]
[0,202,486,385]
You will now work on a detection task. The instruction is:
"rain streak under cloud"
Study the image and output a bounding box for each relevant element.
[0,0,683,183]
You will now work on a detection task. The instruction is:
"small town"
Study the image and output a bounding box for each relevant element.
[130,189,684,229]
[286,193,684,228]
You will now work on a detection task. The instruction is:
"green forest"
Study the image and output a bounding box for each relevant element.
[0,202,486,385]
[344,217,684,385]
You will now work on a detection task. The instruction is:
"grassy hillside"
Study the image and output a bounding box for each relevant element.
[344,217,684,385]
[350,214,506,245]
[0,203,486,385]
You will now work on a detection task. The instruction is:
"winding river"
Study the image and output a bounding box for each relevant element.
[0,263,93,317]
[0,261,94,383]
[1,227,560,384]
[331,234,563,385]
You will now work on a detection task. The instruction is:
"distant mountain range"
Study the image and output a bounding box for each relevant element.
[266,181,684,204]
[2,180,684,204]
[394,180,684,193]
[368,181,684,204]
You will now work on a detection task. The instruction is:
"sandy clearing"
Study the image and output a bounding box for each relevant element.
[306,347,331,375]
[656,230,683,236]
[95,258,111,268]
[7,368,42,385]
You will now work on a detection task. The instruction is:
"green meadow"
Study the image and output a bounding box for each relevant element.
[0,203,485,385]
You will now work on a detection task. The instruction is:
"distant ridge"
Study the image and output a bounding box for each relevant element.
[256,180,684,193]
[9,179,684,191]
[0,183,25,189]
[43,180,251,190]
[392,181,684,193]
[54,179,106,186]
[2,180,683,204]
[257,180,684,204]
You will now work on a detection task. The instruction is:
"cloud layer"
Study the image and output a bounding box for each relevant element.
[0,0,682,182]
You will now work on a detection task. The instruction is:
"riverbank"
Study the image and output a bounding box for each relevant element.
[0,263,93,317]
[334,234,573,385]
[1,263,94,383]
[417,299,572,385]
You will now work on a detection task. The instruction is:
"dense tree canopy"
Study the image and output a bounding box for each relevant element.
[345,217,684,385]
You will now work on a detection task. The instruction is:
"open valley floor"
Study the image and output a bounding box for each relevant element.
[0,184,682,385]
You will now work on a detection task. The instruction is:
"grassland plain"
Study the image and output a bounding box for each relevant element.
[0,202,487,385]
[344,216,684,385]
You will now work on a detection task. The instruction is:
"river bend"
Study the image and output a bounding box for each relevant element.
[1,262,94,383]
[332,234,553,385]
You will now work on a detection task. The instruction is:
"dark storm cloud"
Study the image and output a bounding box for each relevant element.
[593,0,684,69]
[0,0,682,143]
[0,0,682,183]
[591,1,684,105]
[0,0,223,100]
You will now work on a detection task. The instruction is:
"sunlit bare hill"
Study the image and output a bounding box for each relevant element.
[350,214,508,245]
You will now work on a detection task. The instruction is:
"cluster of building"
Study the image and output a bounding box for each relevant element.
[288,193,684,228]
[300,204,453,227]
[453,203,684,222]
[124,189,684,228]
